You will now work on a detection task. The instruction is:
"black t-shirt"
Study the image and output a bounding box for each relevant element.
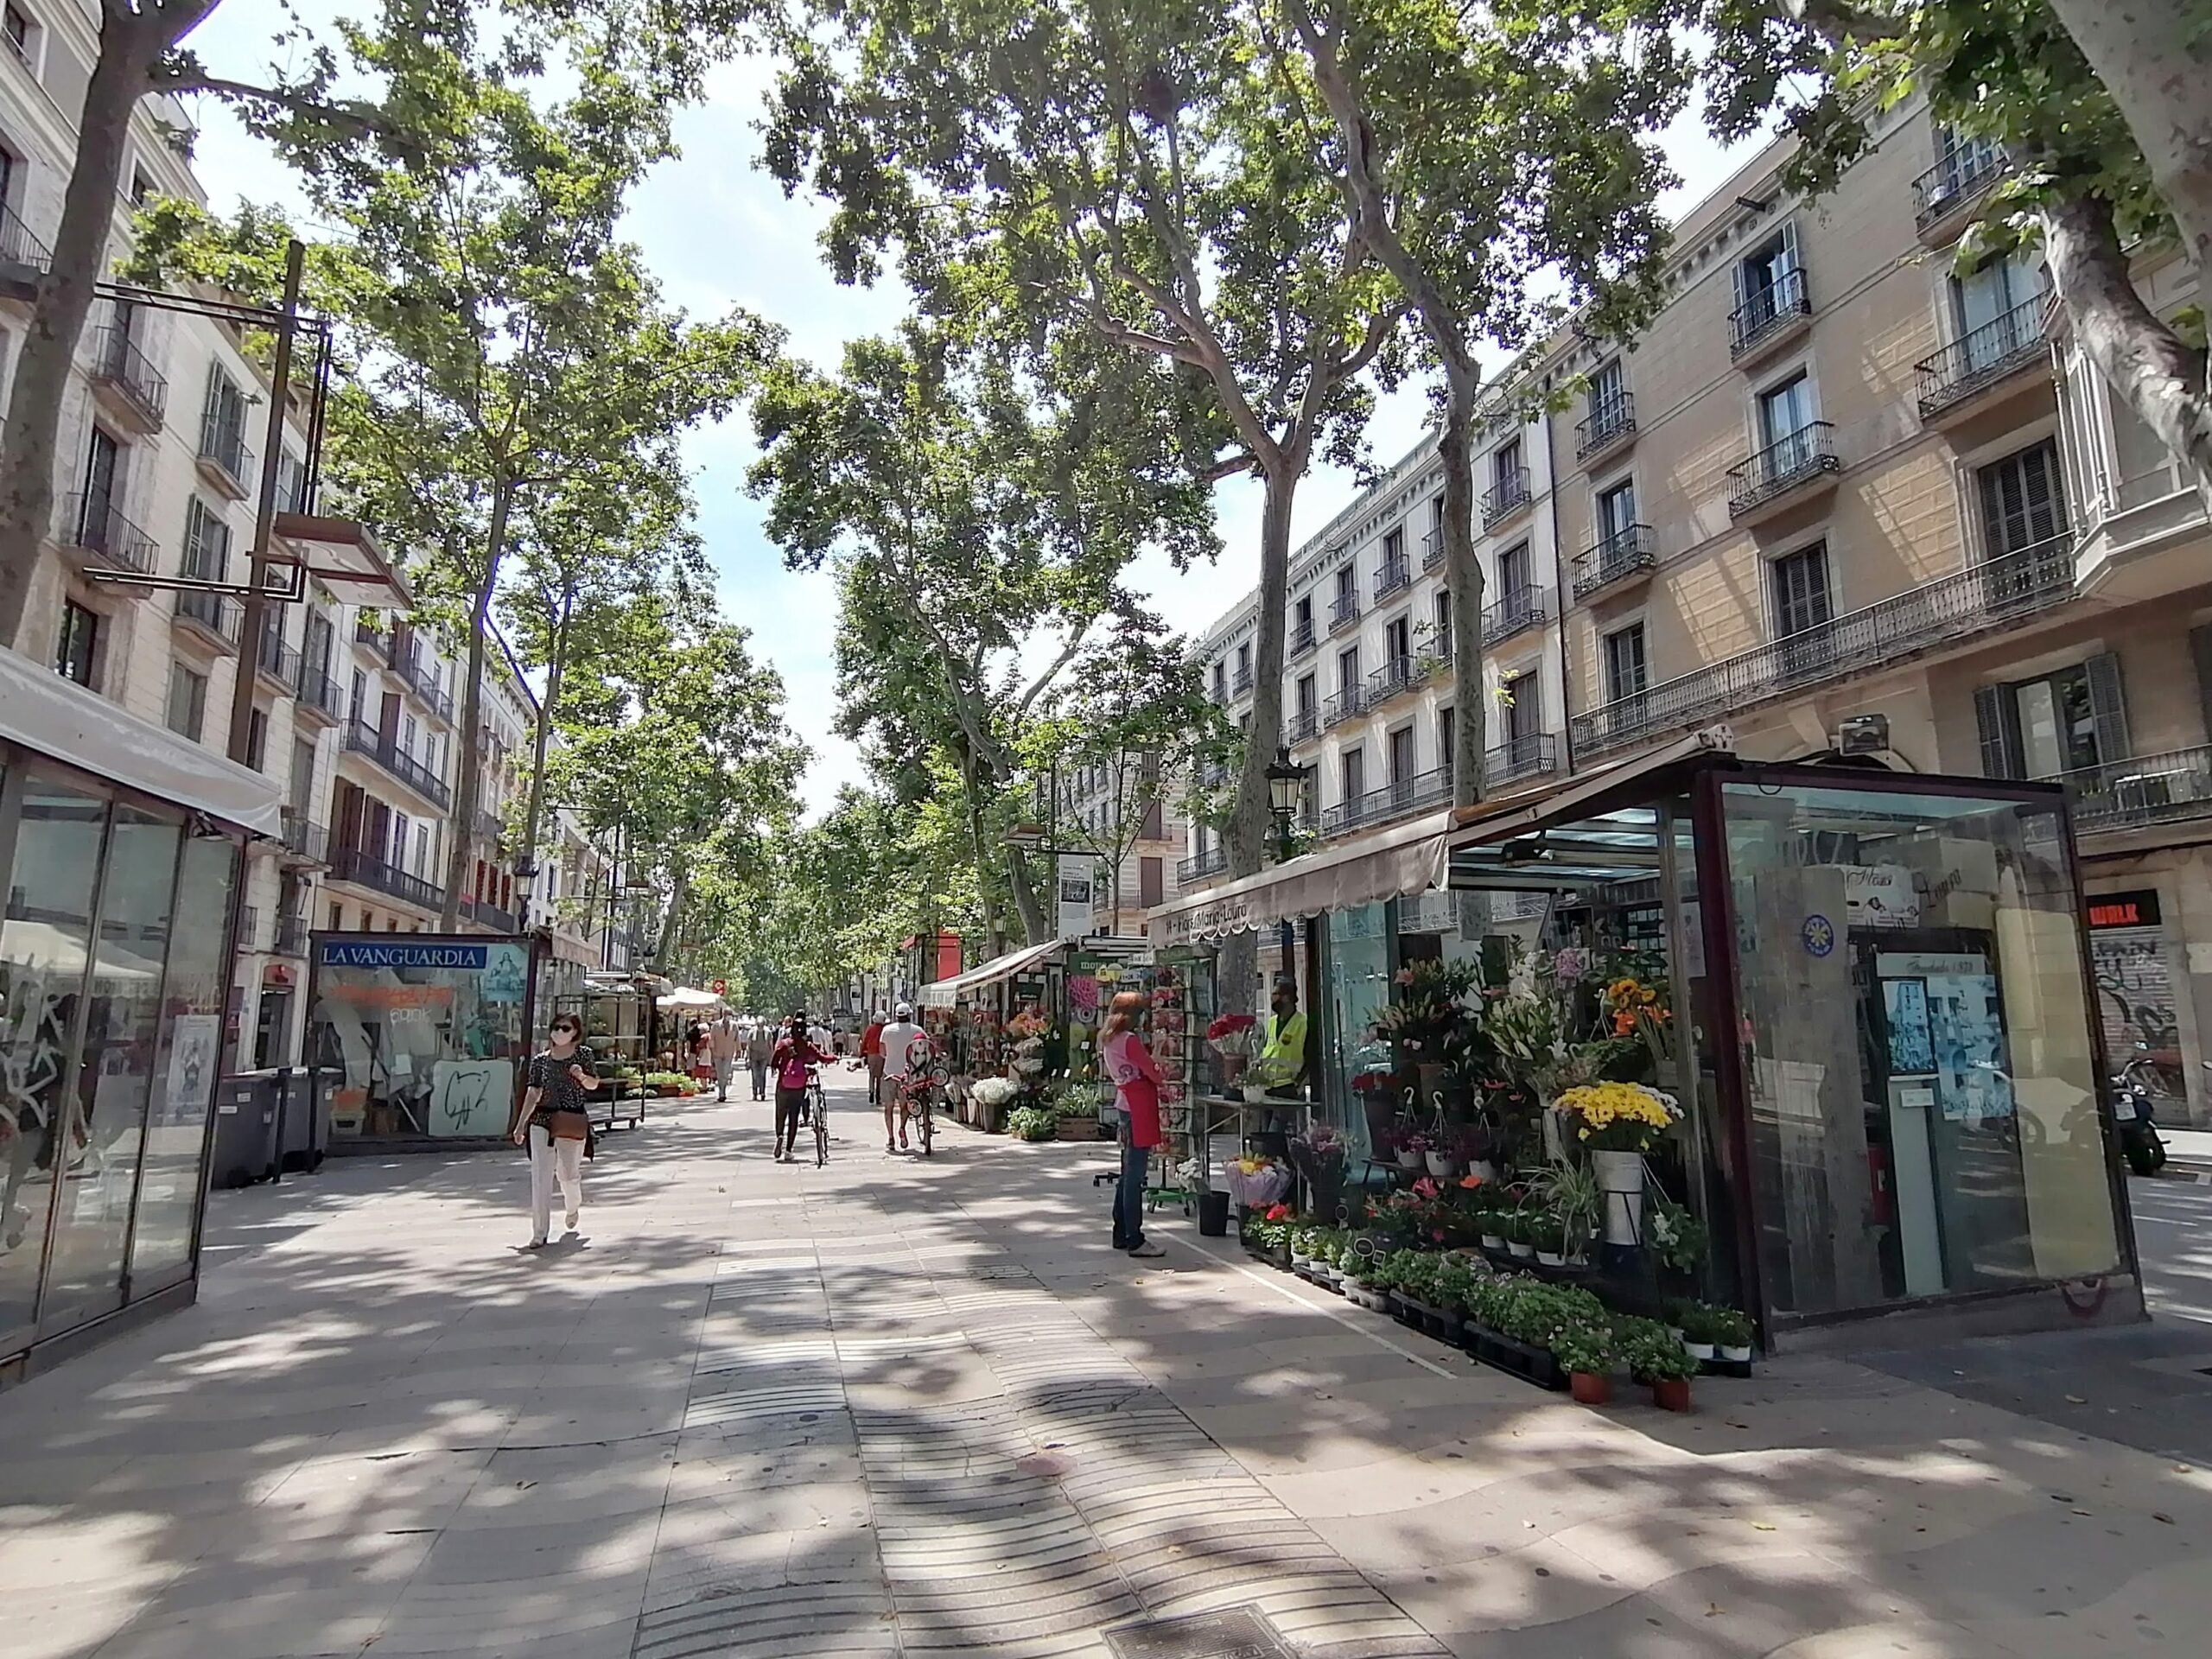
[527,1051,592,1120]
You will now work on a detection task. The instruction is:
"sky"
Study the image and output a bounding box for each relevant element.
[181,4,1760,821]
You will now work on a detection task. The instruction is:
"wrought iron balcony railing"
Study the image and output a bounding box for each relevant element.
[1329,591,1362,632]
[0,202,51,271]
[272,913,311,958]
[91,326,168,426]
[1481,467,1533,528]
[1324,685,1365,728]
[331,847,446,912]
[1231,664,1254,696]
[392,644,457,723]
[1913,145,2004,230]
[293,659,343,721]
[280,812,330,865]
[344,721,454,810]
[1576,394,1636,460]
[62,493,156,573]
[1572,524,1656,599]
[174,589,239,644]
[1375,550,1412,599]
[1177,844,1230,883]
[1289,619,1318,658]
[1367,655,1417,704]
[1728,266,1811,359]
[255,623,299,689]
[196,419,254,495]
[1320,766,1455,836]
[1915,296,2050,417]
[1572,531,2076,756]
[1284,706,1321,745]
[2053,745,2212,835]
[1421,527,1445,571]
[463,898,520,933]
[1488,733,1560,786]
[1482,583,1550,645]
[1726,423,1840,518]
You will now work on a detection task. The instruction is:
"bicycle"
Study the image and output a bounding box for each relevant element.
[805,1065,829,1167]
[909,1058,947,1158]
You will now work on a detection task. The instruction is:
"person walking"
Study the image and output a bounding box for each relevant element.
[771,1011,836,1162]
[708,1008,744,1103]
[875,1002,926,1154]
[509,1014,604,1249]
[1098,990,1166,1258]
[746,1019,775,1102]
[860,1008,887,1109]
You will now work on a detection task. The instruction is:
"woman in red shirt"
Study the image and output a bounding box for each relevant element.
[1099,990,1166,1258]
[770,1011,836,1162]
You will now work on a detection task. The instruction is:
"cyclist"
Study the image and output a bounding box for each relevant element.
[771,1010,836,1163]
[876,1002,927,1153]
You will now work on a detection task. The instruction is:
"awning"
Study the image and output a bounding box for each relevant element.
[917,938,1064,1007]
[0,644,283,835]
[658,986,721,1009]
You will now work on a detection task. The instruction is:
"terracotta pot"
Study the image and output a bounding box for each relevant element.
[1569,1371,1611,1406]
[1651,1376,1693,1413]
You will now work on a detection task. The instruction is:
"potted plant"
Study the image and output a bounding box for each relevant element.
[1551,1321,1616,1405]
[1470,1192,1508,1252]
[1627,1321,1698,1411]
[1290,1124,1348,1223]
[1711,1306,1755,1367]
[1552,1081,1681,1245]
[1393,1128,1431,1172]
[1675,1303,1722,1363]
[1432,1255,1482,1340]
[1647,1194,1708,1279]
[1528,1211,1568,1268]
[1007,1104,1058,1141]
[968,1074,1020,1134]
[1503,1209,1536,1260]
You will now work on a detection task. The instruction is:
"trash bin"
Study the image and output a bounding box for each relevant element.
[1196,1189,1230,1236]
[274,1066,327,1174]
[212,1071,283,1188]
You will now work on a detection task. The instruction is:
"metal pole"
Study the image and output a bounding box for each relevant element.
[227,238,306,766]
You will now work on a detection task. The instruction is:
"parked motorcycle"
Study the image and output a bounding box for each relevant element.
[2109,1061,2169,1176]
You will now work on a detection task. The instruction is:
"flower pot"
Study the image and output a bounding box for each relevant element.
[1591,1148,1647,1247]
[1395,1149,1423,1171]
[1683,1341,1717,1362]
[1196,1191,1231,1237]
[1719,1344,1754,1364]
[1650,1376,1693,1412]
[1535,1249,1566,1268]
[1479,1233,1506,1251]
[1569,1370,1612,1406]
[1472,1160,1499,1184]
[1507,1240,1535,1259]
[1425,1152,1456,1180]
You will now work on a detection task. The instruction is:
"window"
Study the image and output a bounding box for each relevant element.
[1978,440,2066,558]
[1140,798,1164,840]
[1294,593,1313,639]
[1337,645,1359,697]
[1211,661,1227,701]
[1382,525,1404,569]
[1503,671,1540,744]
[1935,124,1999,197]
[1341,746,1366,804]
[1588,358,1626,423]
[1604,623,1648,703]
[1140,856,1164,909]
[3,3,30,66]
[80,426,120,540]
[1234,641,1250,682]
[129,166,153,207]
[328,901,343,931]
[1770,543,1833,639]
[1976,656,2128,781]
[415,822,430,874]
[1492,438,1523,489]
[290,738,316,813]
[1388,724,1415,786]
[246,707,269,772]
[1432,588,1452,645]
[1384,615,1410,670]
[166,661,207,741]
[1757,372,1816,451]
[349,668,366,722]
[1295,672,1317,719]
[200,367,249,474]
[1497,540,1529,597]
[1439,705,1456,770]
[1735,223,1802,331]
[1335,565,1357,606]
[1595,480,1637,544]
[55,600,97,686]
[181,496,231,580]
[1952,253,2037,367]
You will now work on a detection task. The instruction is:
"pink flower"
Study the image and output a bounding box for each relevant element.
[1395,968,1415,986]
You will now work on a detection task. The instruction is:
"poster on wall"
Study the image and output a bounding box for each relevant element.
[1878,952,2014,1122]
[163,1014,221,1122]
[480,944,529,1004]
[1057,855,1096,939]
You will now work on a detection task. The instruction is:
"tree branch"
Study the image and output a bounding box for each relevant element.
[150,69,393,139]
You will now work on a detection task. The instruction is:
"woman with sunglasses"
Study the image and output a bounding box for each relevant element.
[511,1014,605,1248]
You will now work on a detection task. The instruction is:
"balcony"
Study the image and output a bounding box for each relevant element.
[293,659,343,725]
[172,589,240,652]
[393,644,456,723]
[195,420,254,500]
[474,807,505,848]
[1481,467,1533,530]
[1329,591,1362,634]
[463,898,520,933]
[60,492,156,575]
[272,913,311,958]
[1576,394,1637,462]
[1230,663,1255,697]
[1284,705,1321,746]
[1488,733,1560,787]
[1726,423,1840,522]
[238,905,262,953]
[1913,146,2004,242]
[2056,745,2212,836]
[0,201,50,282]
[1728,266,1812,363]
[1178,844,1230,884]
[1324,685,1366,728]
[1421,528,1445,572]
[1367,655,1417,706]
[89,327,167,431]
[278,811,330,866]
[330,847,447,912]
[254,623,300,695]
[1572,524,1657,600]
[1375,550,1412,600]
[353,616,394,662]
[1571,531,2075,757]
[1482,583,1551,645]
[1320,766,1453,837]
[1915,296,2051,422]
[344,721,454,811]
[1289,619,1319,659]
[1421,633,1455,680]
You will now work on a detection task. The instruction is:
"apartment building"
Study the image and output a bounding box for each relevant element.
[1052,758,1184,937]
[1172,98,2212,1122]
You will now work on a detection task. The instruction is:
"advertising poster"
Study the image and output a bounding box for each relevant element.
[1878,952,2014,1122]
[1056,855,1096,939]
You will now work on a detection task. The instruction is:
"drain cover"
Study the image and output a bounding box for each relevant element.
[1105,1607,1297,1659]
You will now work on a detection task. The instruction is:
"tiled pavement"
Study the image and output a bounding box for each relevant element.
[5,1076,2212,1658]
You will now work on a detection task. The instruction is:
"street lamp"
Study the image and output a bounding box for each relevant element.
[1265,748,1309,861]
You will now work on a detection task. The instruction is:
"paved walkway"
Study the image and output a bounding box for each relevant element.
[5,1074,2212,1658]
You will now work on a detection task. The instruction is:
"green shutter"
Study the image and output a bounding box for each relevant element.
[1974,683,2024,779]
[2084,652,2132,768]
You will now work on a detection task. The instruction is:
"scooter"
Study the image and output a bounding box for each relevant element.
[2109,1061,2169,1176]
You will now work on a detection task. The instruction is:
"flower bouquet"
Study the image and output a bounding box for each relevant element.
[1006,1008,1052,1042]
[1224,1154,1291,1211]
[1290,1123,1348,1221]
[1206,1013,1258,1087]
[1554,1081,1680,1153]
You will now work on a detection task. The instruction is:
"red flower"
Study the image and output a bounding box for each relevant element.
[1264,1202,1293,1222]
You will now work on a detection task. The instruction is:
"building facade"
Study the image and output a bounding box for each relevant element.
[1177,97,2212,1124]
[1052,756,1185,938]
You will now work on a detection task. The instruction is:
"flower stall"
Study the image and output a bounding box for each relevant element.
[1151,734,2142,1353]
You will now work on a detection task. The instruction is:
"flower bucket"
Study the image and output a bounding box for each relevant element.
[1197,1191,1230,1236]
[1719,1343,1754,1364]
[1651,1377,1693,1413]
[1535,1249,1566,1268]
[1568,1371,1611,1406]
[1424,1152,1456,1180]
[1479,1232,1506,1251]
[1591,1148,1647,1247]
[1395,1149,1423,1171]
[1684,1340,1717,1363]
[1507,1240,1535,1260]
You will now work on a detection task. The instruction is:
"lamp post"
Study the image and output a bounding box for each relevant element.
[1262,747,1311,989]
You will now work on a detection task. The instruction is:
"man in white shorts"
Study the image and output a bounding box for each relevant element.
[876,1003,927,1154]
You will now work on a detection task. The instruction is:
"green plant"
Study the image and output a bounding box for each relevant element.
[1673,1302,1727,1344]
[1395,1251,1445,1306]
[1646,1196,1708,1274]
[1432,1254,1485,1316]
[1530,1160,1601,1253]
[1622,1319,1697,1382]
[1548,1319,1615,1376]
[1007,1105,1058,1141]
[1708,1306,1753,1350]
[1525,1211,1567,1255]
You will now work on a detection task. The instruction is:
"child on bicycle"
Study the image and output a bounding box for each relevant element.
[875,1002,928,1153]
[771,1010,836,1162]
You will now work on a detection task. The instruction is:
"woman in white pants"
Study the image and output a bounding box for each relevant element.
[509,1015,603,1248]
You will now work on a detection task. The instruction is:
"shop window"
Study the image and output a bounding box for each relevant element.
[1721,779,2120,1313]
[165,660,206,741]
[1974,655,2128,781]
[55,599,98,687]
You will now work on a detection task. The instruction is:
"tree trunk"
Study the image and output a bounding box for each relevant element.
[0,22,161,647]
[1439,383,1488,804]
[441,475,514,927]
[2044,0,2212,276]
[2041,194,2212,517]
[957,743,1005,954]
[520,617,569,877]
[1217,467,1296,1016]
[654,860,690,973]
[1006,843,1052,946]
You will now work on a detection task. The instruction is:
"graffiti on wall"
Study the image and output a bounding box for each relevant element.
[2090,928,2179,1071]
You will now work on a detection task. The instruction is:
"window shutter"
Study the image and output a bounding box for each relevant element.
[1777,219,1799,276]
[2189,626,2212,743]
[1974,683,2024,779]
[2084,651,2132,766]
